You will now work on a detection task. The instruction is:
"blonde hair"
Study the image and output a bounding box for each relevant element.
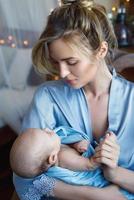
[32,0,117,76]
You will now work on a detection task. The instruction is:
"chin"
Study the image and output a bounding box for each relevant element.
[69,84,82,89]
[68,81,82,89]
[73,82,85,89]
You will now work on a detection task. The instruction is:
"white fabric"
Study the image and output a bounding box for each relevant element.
[0,0,57,31]
[0,0,57,133]
[0,0,57,88]
[0,46,15,88]
[0,86,37,133]
[0,51,10,87]
[9,48,32,90]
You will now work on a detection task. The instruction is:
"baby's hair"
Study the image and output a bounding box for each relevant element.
[32,0,117,75]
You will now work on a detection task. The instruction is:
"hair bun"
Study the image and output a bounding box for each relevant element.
[60,0,94,9]
[80,0,94,9]
[60,0,77,5]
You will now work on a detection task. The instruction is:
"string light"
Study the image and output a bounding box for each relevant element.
[0,39,5,45]
[0,35,30,48]
[23,40,29,46]
[112,6,116,12]
[0,29,39,48]
[8,35,13,41]
[11,43,16,48]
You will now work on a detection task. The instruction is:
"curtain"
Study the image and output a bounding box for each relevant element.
[0,0,58,129]
[0,0,58,88]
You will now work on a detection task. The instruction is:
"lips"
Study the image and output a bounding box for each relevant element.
[66,79,76,85]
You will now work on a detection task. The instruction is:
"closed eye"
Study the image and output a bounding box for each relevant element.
[67,61,78,66]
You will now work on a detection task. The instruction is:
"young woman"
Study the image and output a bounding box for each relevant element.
[12,0,134,199]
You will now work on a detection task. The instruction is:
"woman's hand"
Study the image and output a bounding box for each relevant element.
[94,132,120,181]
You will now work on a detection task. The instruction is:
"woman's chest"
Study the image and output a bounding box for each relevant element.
[87,94,109,141]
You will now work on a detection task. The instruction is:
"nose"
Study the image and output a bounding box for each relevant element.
[59,63,70,78]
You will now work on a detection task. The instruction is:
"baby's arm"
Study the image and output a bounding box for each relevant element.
[58,145,99,171]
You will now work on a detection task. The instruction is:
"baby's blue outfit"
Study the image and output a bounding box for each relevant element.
[47,126,109,188]
[13,70,134,200]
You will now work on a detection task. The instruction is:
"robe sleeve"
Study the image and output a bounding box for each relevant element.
[21,85,57,133]
[13,173,57,200]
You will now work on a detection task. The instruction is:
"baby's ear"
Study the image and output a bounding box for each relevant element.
[48,152,58,166]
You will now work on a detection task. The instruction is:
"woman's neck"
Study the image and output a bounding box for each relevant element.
[84,63,112,99]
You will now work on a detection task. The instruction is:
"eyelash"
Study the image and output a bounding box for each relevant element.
[67,61,78,66]
[50,60,78,66]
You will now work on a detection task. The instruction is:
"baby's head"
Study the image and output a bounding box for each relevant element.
[10,128,61,178]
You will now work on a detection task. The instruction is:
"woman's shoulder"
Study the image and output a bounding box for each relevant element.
[115,73,134,99]
[34,80,64,96]
[36,79,69,93]
[33,79,77,104]
[34,79,77,99]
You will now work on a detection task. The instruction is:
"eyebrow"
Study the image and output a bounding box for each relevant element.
[49,56,77,62]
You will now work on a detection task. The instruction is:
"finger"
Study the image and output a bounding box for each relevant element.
[97,136,118,150]
[94,147,119,167]
[105,132,117,142]
[95,142,120,155]
[94,156,118,168]
[102,138,119,151]
[78,147,87,153]
[94,149,119,161]
[95,143,113,153]
[79,140,89,148]
[94,144,120,164]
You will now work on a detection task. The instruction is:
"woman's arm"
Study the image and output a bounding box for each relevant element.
[103,166,134,193]
[54,179,126,200]
[13,172,126,200]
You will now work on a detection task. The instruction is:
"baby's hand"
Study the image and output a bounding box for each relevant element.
[71,140,89,153]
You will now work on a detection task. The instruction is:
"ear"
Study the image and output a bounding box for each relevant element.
[96,41,108,59]
[48,152,58,166]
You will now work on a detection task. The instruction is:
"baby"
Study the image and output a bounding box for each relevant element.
[11,128,134,200]
[10,128,98,178]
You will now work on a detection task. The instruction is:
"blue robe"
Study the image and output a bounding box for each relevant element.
[47,126,109,188]
[13,71,134,199]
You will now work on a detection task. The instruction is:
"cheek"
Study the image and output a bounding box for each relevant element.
[77,62,97,78]
[86,64,98,78]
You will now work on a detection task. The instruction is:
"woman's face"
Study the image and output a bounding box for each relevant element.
[48,38,99,89]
